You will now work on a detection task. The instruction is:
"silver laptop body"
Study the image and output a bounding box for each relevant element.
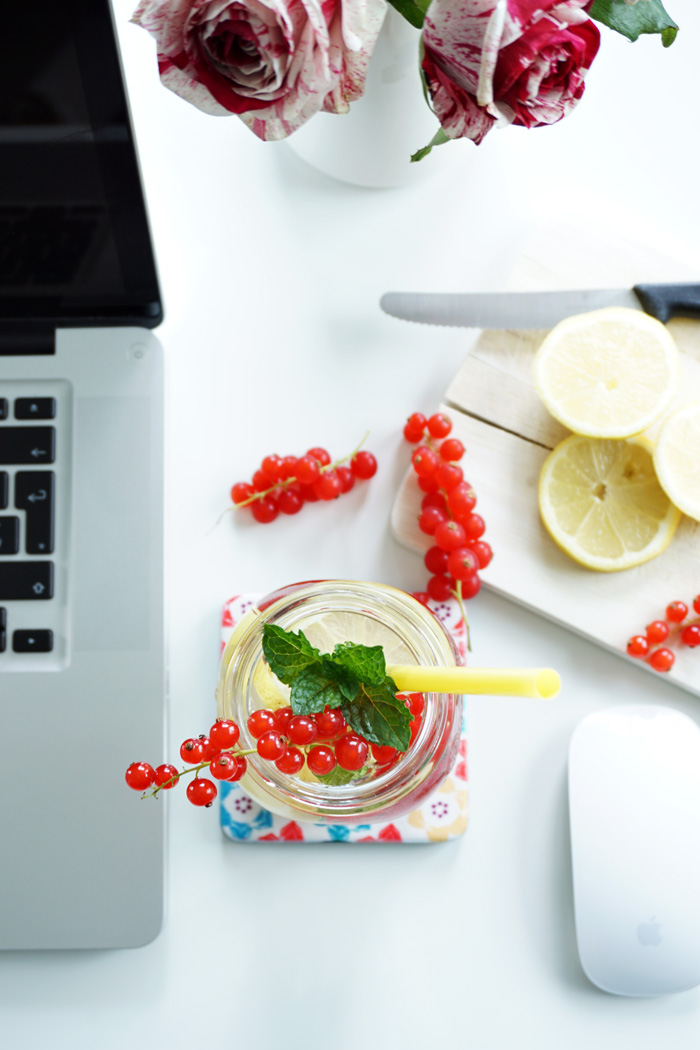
[0,0,165,948]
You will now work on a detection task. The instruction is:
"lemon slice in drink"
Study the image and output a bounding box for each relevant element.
[534,308,679,438]
[654,401,700,521]
[299,610,414,667]
[538,435,681,571]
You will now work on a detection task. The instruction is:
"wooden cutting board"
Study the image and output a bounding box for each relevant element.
[391,217,700,697]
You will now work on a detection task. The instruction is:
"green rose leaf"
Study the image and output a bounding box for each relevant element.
[290,667,343,715]
[262,624,321,684]
[328,641,387,686]
[589,0,679,46]
[386,0,432,30]
[341,680,412,751]
[316,761,371,786]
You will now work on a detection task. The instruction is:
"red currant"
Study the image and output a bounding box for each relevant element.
[180,738,204,763]
[427,574,454,602]
[422,492,447,513]
[417,474,440,493]
[404,413,427,443]
[459,574,481,600]
[627,635,649,658]
[307,447,331,467]
[418,507,447,536]
[448,484,476,516]
[440,438,465,462]
[335,733,369,771]
[461,513,485,541]
[261,455,283,482]
[230,756,247,781]
[209,719,240,750]
[469,540,493,569]
[351,451,378,479]
[646,620,669,645]
[336,466,355,493]
[424,545,449,575]
[275,747,305,775]
[315,708,346,740]
[247,708,276,739]
[371,743,398,765]
[186,778,217,807]
[681,624,700,647]
[198,735,221,762]
[210,754,240,780]
[231,482,254,505]
[299,483,320,503]
[278,456,298,480]
[412,446,440,477]
[427,413,452,439]
[251,497,278,524]
[295,455,321,485]
[252,469,269,492]
[434,520,467,551]
[125,762,156,791]
[435,463,463,491]
[409,715,422,743]
[315,470,342,501]
[649,648,674,673]
[307,745,336,776]
[406,693,425,716]
[412,591,430,606]
[287,715,318,745]
[154,764,179,789]
[447,547,479,581]
[666,601,688,623]
[694,596,700,616]
[257,730,287,761]
[278,488,303,515]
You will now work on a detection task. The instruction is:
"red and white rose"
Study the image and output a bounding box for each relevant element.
[421,0,601,145]
[131,0,387,141]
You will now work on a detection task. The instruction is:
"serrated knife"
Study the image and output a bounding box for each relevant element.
[380,283,700,329]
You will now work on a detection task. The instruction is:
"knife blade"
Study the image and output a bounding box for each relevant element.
[380,283,700,330]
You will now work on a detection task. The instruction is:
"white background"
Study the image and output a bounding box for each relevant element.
[3,1,700,1046]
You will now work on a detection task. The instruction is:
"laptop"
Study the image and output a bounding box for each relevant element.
[0,0,165,948]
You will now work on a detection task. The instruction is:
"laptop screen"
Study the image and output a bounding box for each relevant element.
[0,0,162,329]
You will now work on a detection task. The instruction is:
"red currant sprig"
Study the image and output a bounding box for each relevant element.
[228,434,377,525]
[625,595,700,673]
[403,411,492,649]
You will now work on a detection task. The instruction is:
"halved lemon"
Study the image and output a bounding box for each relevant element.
[538,435,681,571]
[298,609,414,666]
[534,307,679,438]
[654,401,700,521]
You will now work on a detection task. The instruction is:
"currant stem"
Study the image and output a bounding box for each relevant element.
[452,579,472,653]
[141,746,258,799]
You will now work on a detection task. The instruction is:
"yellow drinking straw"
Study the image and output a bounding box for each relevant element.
[386,665,561,699]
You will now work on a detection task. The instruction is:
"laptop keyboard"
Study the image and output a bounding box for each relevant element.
[0,382,69,668]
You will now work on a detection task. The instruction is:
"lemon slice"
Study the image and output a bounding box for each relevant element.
[538,435,681,571]
[654,401,700,521]
[534,307,679,437]
[298,610,414,666]
[252,660,290,710]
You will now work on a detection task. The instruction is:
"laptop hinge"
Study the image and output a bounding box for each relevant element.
[0,327,56,356]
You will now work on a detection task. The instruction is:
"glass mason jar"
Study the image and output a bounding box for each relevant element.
[216,580,463,824]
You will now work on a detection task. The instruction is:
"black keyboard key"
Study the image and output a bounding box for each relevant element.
[0,562,53,600]
[0,427,55,465]
[0,608,5,652]
[15,472,54,554]
[14,398,56,420]
[0,516,19,555]
[0,472,7,510]
[0,399,7,420]
[13,629,53,653]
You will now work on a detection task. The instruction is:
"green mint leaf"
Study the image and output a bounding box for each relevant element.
[262,624,321,685]
[589,0,678,45]
[319,656,359,703]
[341,680,412,751]
[411,127,450,164]
[328,642,386,687]
[386,0,431,30]
[316,761,371,787]
[290,667,343,716]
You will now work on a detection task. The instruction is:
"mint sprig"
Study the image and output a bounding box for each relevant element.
[262,624,412,752]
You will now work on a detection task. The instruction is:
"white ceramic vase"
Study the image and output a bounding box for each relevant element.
[286,7,451,188]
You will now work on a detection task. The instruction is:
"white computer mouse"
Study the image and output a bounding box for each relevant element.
[569,704,700,996]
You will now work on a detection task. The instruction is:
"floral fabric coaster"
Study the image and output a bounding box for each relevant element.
[219,594,469,843]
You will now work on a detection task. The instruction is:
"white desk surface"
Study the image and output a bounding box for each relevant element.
[4,2,700,1045]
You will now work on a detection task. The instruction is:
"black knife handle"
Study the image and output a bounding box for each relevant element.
[633,283,700,324]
